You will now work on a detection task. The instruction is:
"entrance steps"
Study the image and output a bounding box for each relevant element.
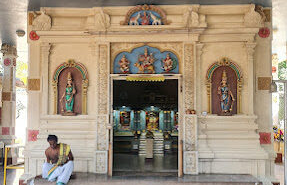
[31,173,262,185]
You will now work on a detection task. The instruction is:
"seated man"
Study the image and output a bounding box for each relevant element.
[42,135,74,185]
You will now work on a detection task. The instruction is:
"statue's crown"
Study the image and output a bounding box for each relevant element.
[67,72,72,80]
[222,70,227,80]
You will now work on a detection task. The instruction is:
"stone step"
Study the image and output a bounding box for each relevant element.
[31,173,262,185]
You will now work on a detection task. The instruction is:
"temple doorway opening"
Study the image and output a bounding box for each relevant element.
[112,79,178,175]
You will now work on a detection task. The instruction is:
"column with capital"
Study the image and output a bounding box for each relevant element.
[0,43,17,145]
[245,42,257,115]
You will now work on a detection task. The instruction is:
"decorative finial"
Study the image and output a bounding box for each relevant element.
[222,70,227,81]
[67,72,72,81]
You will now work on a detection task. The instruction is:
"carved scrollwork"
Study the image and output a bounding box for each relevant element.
[32,10,52,31]
[184,7,199,28]
[244,4,264,27]
[94,9,111,31]
[184,44,194,112]
[184,151,198,174]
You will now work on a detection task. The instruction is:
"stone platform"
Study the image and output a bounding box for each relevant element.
[31,173,262,185]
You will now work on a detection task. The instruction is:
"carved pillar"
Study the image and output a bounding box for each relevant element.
[0,44,17,145]
[245,42,257,115]
[183,43,198,174]
[41,43,51,115]
[95,43,109,174]
[183,43,195,112]
[195,43,204,113]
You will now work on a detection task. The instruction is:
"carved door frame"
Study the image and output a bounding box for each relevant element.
[109,74,183,176]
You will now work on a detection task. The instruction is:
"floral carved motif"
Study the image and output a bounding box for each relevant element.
[28,130,39,142]
[184,151,198,174]
[95,151,107,173]
[184,116,196,151]
[4,58,11,66]
[29,31,40,40]
[32,10,52,31]
[97,116,108,151]
[259,132,271,144]
[184,44,194,112]
[98,45,108,115]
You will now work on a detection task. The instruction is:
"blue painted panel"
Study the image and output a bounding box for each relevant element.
[114,45,179,74]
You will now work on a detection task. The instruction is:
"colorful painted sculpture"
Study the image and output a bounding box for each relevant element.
[161,53,177,73]
[135,48,155,73]
[61,72,76,115]
[141,11,150,25]
[217,70,235,115]
[118,55,130,73]
[129,12,140,25]
[146,112,159,131]
[150,13,162,25]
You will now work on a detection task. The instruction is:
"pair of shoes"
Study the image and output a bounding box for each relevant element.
[56,182,65,185]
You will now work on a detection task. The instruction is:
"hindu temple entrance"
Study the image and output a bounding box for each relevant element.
[111,78,179,175]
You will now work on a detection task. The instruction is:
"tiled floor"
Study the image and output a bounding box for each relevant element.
[0,163,284,185]
[33,173,260,185]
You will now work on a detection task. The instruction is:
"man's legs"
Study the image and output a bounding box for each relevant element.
[42,162,54,179]
[56,161,74,185]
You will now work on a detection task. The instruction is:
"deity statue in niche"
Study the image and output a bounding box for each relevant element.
[217,70,235,115]
[146,112,159,131]
[60,72,76,115]
[134,47,156,73]
[161,53,177,73]
[118,55,130,73]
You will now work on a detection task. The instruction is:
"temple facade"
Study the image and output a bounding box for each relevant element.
[22,4,274,183]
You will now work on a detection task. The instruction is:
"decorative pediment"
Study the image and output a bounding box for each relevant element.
[120,4,171,25]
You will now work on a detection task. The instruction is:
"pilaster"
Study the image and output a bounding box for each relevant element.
[95,43,110,174]
[195,43,204,114]
[245,42,257,115]
[40,43,51,115]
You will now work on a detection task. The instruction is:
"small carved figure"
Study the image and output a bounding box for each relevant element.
[141,11,150,25]
[161,53,177,73]
[150,13,161,25]
[129,12,140,25]
[135,48,155,73]
[217,70,235,115]
[61,72,76,115]
[118,55,130,73]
